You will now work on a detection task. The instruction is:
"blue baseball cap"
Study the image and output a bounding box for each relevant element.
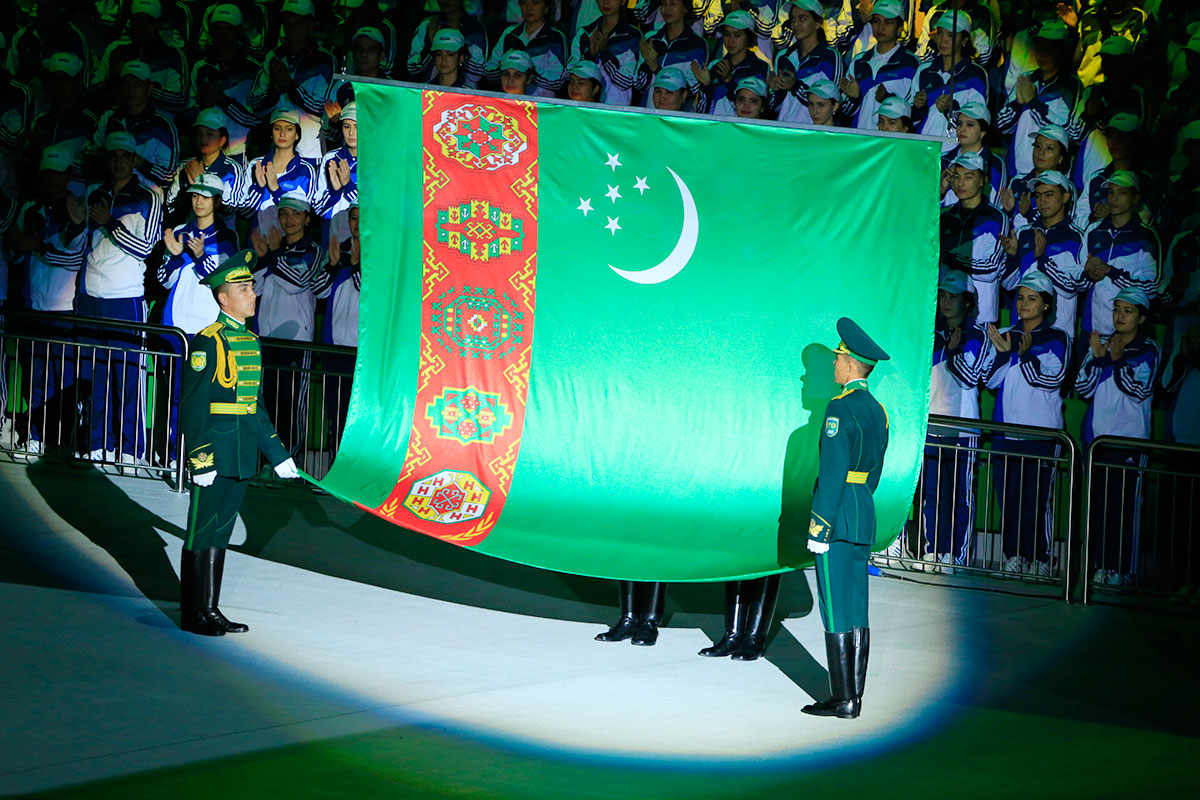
[653,67,687,92]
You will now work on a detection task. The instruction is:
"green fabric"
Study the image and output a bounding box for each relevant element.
[185,475,249,550]
[318,82,939,582]
[814,541,870,632]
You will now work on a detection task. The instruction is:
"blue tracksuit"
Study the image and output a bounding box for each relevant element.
[487,22,569,97]
[941,145,1006,209]
[1080,217,1160,337]
[697,49,771,116]
[1001,217,1088,337]
[912,58,989,150]
[571,18,643,107]
[996,69,1084,178]
[633,24,708,108]
[770,40,843,124]
[841,43,920,131]
[941,200,1010,325]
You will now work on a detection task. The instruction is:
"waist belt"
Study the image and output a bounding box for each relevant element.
[210,401,256,415]
[846,471,869,484]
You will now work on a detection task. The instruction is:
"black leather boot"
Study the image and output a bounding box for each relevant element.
[699,581,746,656]
[732,574,781,661]
[853,627,869,700]
[210,549,249,633]
[631,582,666,646]
[596,580,640,642]
[180,548,224,636]
[801,631,860,718]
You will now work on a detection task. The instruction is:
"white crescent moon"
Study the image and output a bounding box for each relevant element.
[609,167,698,285]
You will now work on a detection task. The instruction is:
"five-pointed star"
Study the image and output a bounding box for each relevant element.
[633,176,649,195]
[605,184,622,203]
[605,153,621,171]
[577,197,593,216]
[605,216,621,235]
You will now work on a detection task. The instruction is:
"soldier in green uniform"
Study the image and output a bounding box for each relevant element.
[179,251,299,636]
[801,318,891,719]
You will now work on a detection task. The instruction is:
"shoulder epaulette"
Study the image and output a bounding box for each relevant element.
[199,320,225,338]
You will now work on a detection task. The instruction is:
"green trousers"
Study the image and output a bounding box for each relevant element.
[186,476,249,550]
[813,540,870,633]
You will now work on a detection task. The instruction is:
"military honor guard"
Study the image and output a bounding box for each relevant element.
[802,318,891,719]
[179,251,300,636]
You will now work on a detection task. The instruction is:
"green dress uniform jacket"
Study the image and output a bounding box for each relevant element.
[807,379,890,547]
[181,311,290,480]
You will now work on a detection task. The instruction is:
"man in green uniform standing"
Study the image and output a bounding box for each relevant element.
[802,318,891,719]
[179,251,299,636]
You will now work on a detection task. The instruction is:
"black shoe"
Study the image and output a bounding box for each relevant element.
[800,696,861,718]
[631,618,660,646]
[180,548,225,637]
[209,549,248,633]
[630,582,665,646]
[731,633,766,661]
[801,631,859,719]
[596,581,639,642]
[731,575,780,660]
[699,580,747,657]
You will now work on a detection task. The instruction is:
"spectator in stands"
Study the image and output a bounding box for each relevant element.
[319,203,361,450]
[919,270,987,573]
[1000,123,1070,230]
[409,0,489,90]
[941,151,1009,325]
[565,60,604,102]
[427,29,471,89]
[334,0,399,80]
[247,0,336,161]
[768,0,843,125]
[876,96,913,134]
[93,61,181,189]
[917,1,999,67]
[839,0,918,131]
[1000,170,1087,338]
[487,0,569,98]
[1074,114,1159,231]
[164,108,248,226]
[912,11,989,150]
[247,107,318,240]
[26,53,95,195]
[94,0,190,114]
[1074,37,1147,193]
[1081,170,1160,339]
[634,0,706,109]
[6,146,87,457]
[805,79,842,127]
[1076,286,1159,587]
[5,0,94,89]
[571,0,642,107]
[316,103,358,243]
[733,75,770,120]
[939,102,1006,209]
[326,26,394,149]
[189,4,262,161]
[996,19,1083,179]
[498,50,537,96]
[985,270,1071,576]
[650,66,691,111]
[78,131,164,466]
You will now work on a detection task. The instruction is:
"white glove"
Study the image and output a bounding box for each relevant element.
[192,471,217,487]
[274,457,300,479]
[807,539,830,555]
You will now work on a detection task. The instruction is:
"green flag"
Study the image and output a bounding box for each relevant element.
[317,82,939,582]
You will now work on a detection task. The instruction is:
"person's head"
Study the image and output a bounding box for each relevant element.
[1029,125,1068,171]
[651,67,688,110]
[270,107,301,150]
[734,76,768,119]
[832,317,888,384]
[1031,19,1072,73]
[187,172,225,219]
[658,0,687,25]
[1016,271,1054,325]
[341,102,358,150]
[207,4,244,53]
[786,0,824,41]
[833,350,872,384]
[280,0,317,49]
[931,10,973,59]
[1032,171,1073,221]
[869,0,906,47]
[38,146,73,201]
[950,151,986,201]
[937,270,975,321]
[104,132,139,181]
[1112,288,1148,336]
[500,50,534,95]
[348,203,360,239]
[1103,170,1141,218]
[955,102,990,148]
[431,29,466,77]
[128,0,163,45]
[204,252,259,320]
[876,96,912,132]
[192,107,228,156]
[42,52,84,102]
[596,0,623,17]
[352,27,386,75]
[118,61,153,111]
[519,0,550,25]
[566,60,603,102]
[720,11,754,56]
[1103,113,1142,162]
[277,190,311,236]
[806,79,840,125]
[1098,36,1135,82]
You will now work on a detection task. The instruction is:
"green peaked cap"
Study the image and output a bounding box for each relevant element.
[835,317,890,366]
[200,249,258,287]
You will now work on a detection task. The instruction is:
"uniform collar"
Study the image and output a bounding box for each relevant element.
[842,378,869,392]
[218,311,247,331]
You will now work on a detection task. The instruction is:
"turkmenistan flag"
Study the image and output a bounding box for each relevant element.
[315,81,939,582]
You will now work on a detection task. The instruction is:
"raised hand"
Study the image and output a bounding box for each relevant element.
[327,158,344,191]
[265,161,280,192]
[253,160,268,188]
[1033,229,1047,258]
[1108,334,1126,361]
[267,225,284,251]
[713,58,732,84]
[1089,329,1106,358]
[1016,330,1033,356]
[1001,230,1019,256]
[839,75,861,99]
[1015,74,1036,105]
[913,89,928,110]
[163,226,184,256]
[690,60,711,86]
[349,233,360,265]
[638,37,658,72]
[934,93,952,113]
[88,197,113,226]
[250,228,269,257]
[999,186,1016,213]
[183,158,204,186]
[986,323,1011,352]
[336,159,352,187]
[186,232,206,259]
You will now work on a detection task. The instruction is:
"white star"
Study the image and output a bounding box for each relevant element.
[605,153,621,171]
[577,197,593,216]
[605,184,621,203]
[605,216,621,235]
[633,176,649,195]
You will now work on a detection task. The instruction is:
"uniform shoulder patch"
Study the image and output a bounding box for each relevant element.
[190,351,207,371]
[198,321,224,339]
[825,417,840,437]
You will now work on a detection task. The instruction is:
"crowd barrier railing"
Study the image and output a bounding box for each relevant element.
[1,309,190,490]
[875,414,1079,602]
[1081,435,1200,605]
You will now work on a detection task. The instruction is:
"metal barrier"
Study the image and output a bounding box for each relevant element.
[1,310,190,489]
[875,415,1079,602]
[1081,435,1200,605]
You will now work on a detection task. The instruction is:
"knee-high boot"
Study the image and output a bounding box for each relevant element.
[631,582,666,646]
[210,549,248,633]
[801,631,861,719]
[853,627,869,700]
[180,547,224,636]
[699,581,746,657]
[732,573,781,661]
[595,580,639,642]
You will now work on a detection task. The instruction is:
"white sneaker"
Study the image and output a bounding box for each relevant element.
[883,540,907,569]
[917,553,941,573]
[938,553,956,575]
[1035,560,1052,578]
[13,440,44,460]
[1003,556,1025,576]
